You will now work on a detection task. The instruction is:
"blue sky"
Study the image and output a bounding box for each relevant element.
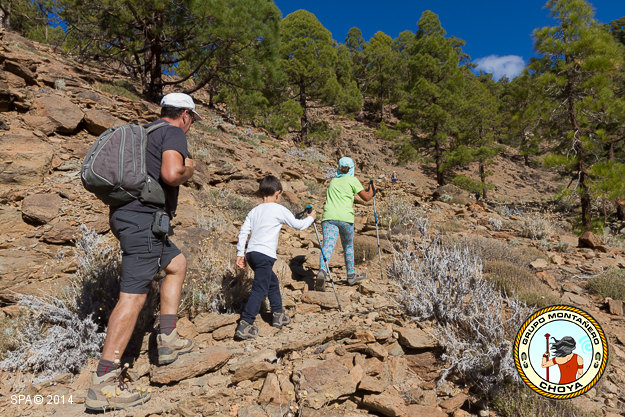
[273,0,625,80]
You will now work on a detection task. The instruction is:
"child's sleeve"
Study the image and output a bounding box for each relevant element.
[236,213,252,257]
[279,205,314,230]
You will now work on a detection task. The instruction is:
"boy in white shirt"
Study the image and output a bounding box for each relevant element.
[235,175,316,340]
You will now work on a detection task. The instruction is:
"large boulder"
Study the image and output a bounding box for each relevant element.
[34,93,84,134]
[21,192,63,225]
[0,79,14,111]
[0,134,53,185]
[292,358,361,409]
[149,346,231,384]
[83,108,124,135]
[230,349,277,383]
[578,231,604,250]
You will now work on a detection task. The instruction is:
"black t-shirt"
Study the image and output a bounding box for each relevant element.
[113,120,188,216]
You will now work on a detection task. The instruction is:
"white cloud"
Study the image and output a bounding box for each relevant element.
[473,55,526,81]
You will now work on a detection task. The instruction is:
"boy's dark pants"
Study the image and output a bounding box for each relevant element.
[241,251,283,325]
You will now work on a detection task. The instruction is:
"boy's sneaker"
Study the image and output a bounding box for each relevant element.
[315,269,326,292]
[347,272,366,286]
[157,329,194,365]
[85,367,150,411]
[235,321,259,340]
[272,311,291,329]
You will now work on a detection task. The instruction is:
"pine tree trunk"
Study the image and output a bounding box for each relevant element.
[299,80,308,143]
[617,202,625,221]
[434,123,444,185]
[479,162,487,201]
[142,15,163,102]
[566,80,591,231]
[608,140,615,161]
[0,2,10,29]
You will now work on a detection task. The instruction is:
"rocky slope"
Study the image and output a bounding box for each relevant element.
[0,29,625,417]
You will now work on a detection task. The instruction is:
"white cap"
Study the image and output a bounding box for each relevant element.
[160,93,202,120]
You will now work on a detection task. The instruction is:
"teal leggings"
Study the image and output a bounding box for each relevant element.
[320,220,355,276]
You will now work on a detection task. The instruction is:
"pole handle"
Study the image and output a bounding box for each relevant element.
[295,205,313,220]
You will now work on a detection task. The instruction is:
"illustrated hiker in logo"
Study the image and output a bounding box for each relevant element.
[84,93,200,411]
[542,335,584,384]
[315,157,375,291]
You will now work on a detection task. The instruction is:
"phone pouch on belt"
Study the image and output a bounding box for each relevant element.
[152,210,170,237]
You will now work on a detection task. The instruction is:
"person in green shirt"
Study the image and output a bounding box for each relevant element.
[316,157,375,291]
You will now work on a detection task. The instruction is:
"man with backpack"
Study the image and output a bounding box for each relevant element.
[85,93,199,411]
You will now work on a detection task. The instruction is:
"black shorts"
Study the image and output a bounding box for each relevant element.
[109,210,181,294]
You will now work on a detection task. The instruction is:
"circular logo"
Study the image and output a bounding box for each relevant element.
[514,305,608,399]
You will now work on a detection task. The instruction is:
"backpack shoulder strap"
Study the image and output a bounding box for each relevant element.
[144,120,170,134]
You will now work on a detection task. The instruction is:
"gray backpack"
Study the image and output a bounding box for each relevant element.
[81,122,168,206]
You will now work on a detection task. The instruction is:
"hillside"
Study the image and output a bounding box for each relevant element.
[1,29,625,417]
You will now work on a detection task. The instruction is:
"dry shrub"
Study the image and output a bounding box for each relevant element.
[377,193,427,235]
[389,233,529,394]
[493,383,598,417]
[0,295,105,384]
[0,314,26,360]
[520,216,554,240]
[181,238,251,317]
[448,235,543,267]
[354,238,379,265]
[438,219,466,234]
[484,261,559,308]
[587,268,625,301]
[203,188,256,222]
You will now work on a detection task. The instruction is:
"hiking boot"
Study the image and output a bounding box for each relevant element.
[315,269,326,292]
[157,329,194,365]
[235,321,259,340]
[272,311,291,329]
[85,366,151,411]
[347,272,366,286]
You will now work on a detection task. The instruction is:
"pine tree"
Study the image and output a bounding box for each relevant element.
[397,11,466,185]
[449,73,501,200]
[362,31,399,122]
[533,0,625,230]
[279,10,338,142]
[60,0,280,103]
[502,72,547,166]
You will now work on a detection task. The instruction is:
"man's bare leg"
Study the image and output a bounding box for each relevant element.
[101,292,148,362]
[160,253,187,314]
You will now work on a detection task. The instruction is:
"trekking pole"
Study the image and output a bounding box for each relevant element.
[371,180,383,281]
[296,206,342,312]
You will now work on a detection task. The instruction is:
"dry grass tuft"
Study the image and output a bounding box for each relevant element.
[484,261,559,307]
[587,268,625,301]
[493,383,599,417]
[181,238,251,317]
[353,238,379,265]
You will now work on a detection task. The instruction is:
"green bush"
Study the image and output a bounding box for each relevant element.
[308,120,342,145]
